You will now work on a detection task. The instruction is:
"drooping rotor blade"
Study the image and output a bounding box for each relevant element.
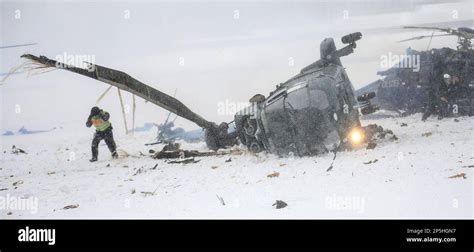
[21,54,216,130]
[403,25,474,40]
[0,71,22,76]
[458,27,474,35]
[457,27,474,39]
[0,43,37,49]
[403,26,454,33]
[398,33,454,42]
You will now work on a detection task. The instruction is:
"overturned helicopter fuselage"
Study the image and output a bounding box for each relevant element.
[233,32,377,156]
[21,32,376,156]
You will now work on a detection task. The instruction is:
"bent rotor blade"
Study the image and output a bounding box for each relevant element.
[0,43,37,49]
[403,26,453,33]
[398,33,454,42]
[21,54,216,130]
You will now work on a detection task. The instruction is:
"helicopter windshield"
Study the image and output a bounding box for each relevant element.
[261,74,341,156]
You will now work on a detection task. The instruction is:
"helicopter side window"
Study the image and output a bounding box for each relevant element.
[308,89,330,110]
[285,87,310,110]
[307,76,336,110]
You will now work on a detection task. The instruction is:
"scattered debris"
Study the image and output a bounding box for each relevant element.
[106,164,110,167]
[279,163,287,167]
[131,188,136,194]
[454,118,460,122]
[326,149,338,172]
[272,200,288,209]
[153,145,242,160]
[7,212,12,215]
[63,204,79,210]
[422,132,433,137]
[12,180,23,186]
[167,158,200,164]
[133,164,158,175]
[0,188,8,191]
[154,149,219,159]
[225,158,232,163]
[141,190,158,197]
[363,159,378,164]
[163,142,181,152]
[400,123,408,127]
[11,145,27,154]
[133,168,144,176]
[148,149,156,154]
[366,141,377,150]
[216,194,225,206]
[47,171,56,175]
[364,124,398,145]
[267,171,280,178]
[448,173,467,179]
[211,165,219,169]
[462,165,474,168]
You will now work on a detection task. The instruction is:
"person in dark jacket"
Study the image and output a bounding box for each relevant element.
[86,106,118,162]
[422,73,452,121]
[436,74,451,119]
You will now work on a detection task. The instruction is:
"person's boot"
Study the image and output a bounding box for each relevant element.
[89,157,98,162]
[111,151,118,159]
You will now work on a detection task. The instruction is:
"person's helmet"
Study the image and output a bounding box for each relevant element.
[443,73,451,79]
[91,106,101,115]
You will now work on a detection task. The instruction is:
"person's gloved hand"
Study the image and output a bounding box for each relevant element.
[86,115,93,127]
[100,111,110,121]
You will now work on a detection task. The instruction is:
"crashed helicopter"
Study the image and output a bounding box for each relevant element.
[21,32,377,156]
[356,26,474,117]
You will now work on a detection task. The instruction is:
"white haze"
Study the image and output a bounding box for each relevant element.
[1,0,473,135]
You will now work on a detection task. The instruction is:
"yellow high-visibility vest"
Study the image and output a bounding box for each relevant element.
[90,114,111,131]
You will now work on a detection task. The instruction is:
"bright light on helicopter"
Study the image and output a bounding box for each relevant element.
[349,128,364,145]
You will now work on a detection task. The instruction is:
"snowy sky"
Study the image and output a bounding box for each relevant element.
[1,0,473,134]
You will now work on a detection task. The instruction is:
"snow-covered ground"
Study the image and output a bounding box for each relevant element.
[1,114,473,219]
